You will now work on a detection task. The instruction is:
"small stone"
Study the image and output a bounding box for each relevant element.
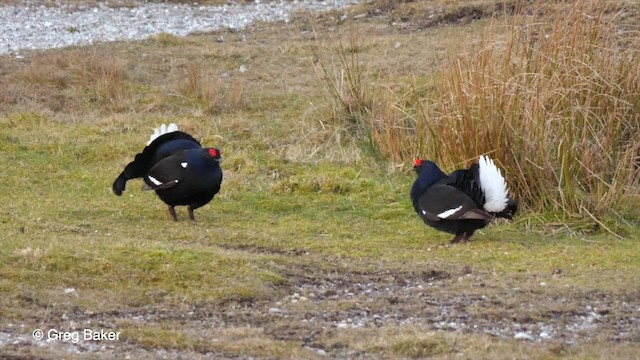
[394,41,401,49]
[462,265,472,275]
[514,332,534,341]
[268,308,286,314]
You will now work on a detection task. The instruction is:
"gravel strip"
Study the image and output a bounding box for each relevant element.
[0,0,358,55]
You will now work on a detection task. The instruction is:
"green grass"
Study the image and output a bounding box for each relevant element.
[0,108,639,357]
[0,0,639,358]
[1,111,637,294]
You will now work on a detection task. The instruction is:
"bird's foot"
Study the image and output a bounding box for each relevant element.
[450,233,468,244]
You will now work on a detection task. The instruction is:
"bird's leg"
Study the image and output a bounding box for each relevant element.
[462,230,476,243]
[188,206,196,222]
[451,233,466,244]
[167,206,178,221]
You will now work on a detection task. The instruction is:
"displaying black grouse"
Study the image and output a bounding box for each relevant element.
[112,124,223,221]
[410,156,517,243]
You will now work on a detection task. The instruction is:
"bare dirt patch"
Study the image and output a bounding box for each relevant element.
[2,261,638,358]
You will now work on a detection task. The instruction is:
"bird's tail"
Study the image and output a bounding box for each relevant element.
[112,172,128,196]
[113,123,180,196]
[147,123,179,145]
[478,155,509,212]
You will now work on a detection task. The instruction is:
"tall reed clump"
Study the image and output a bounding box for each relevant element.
[420,0,640,221]
[317,1,640,225]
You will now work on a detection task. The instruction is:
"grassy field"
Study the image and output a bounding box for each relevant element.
[0,0,639,359]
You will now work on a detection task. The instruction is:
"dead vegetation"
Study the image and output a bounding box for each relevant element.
[315,0,640,226]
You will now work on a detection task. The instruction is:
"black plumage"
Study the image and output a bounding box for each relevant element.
[113,125,223,221]
[410,158,517,243]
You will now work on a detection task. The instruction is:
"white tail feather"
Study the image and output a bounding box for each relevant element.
[147,123,179,145]
[478,155,509,212]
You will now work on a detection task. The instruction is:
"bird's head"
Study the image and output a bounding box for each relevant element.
[413,159,443,174]
[204,148,222,163]
[412,159,447,186]
[495,197,518,219]
[413,159,433,174]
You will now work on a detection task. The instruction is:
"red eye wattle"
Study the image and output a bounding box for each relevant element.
[209,149,219,157]
[413,159,423,168]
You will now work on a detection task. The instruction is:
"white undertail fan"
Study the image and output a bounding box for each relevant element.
[478,155,509,213]
[147,123,179,145]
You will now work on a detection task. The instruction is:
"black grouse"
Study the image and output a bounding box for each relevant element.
[112,123,223,221]
[410,156,517,243]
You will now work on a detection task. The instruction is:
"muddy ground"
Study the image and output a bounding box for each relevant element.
[2,259,638,359]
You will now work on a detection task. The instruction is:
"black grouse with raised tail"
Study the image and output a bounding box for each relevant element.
[410,156,517,243]
[113,124,223,221]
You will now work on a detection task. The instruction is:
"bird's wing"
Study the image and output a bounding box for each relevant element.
[141,155,187,191]
[443,165,485,208]
[418,184,492,221]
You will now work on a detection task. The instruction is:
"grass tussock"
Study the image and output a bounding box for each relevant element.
[310,32,374,134]
[10,50,132,112]
[425,1,640,219]
[1,45,252,117]
[178,63,246,115]
[318,0,640,224]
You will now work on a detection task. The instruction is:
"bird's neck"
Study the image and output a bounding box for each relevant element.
[410,170,446,211]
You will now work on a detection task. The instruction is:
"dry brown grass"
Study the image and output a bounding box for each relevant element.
[317,0,640,225]
[177,62,247,115]
[2,50,132,113]
[421,0,640,219]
